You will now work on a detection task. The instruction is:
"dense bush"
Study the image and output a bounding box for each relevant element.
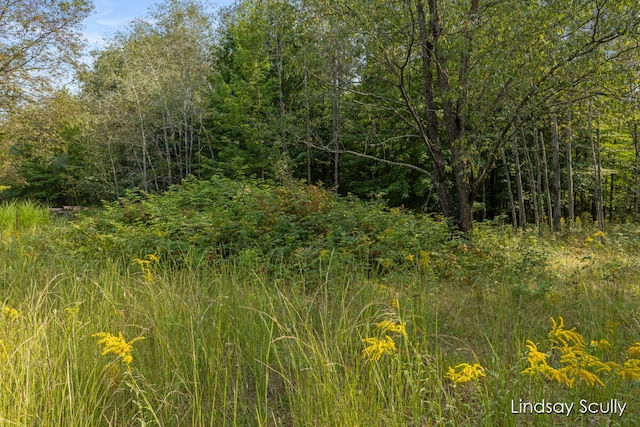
[69,176,452,271]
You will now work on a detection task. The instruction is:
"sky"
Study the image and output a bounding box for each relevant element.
[83,0,234,51]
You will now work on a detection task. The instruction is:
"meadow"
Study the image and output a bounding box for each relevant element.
[1,182,639,426]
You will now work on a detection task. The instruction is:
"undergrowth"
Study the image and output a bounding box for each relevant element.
[1,179,639,426]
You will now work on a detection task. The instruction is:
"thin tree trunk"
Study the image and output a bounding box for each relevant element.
[634,122,639,222]
[512,133,527,229]
[304,66,312,183]
[609,173,615,222]
[131,84,148,192]
[522,130,540,230]
[539,131,553,228]
[502,149,518,230]
[533,124,544,229]
[588,109,604,230]
[332,61,340,192]
[566,108,575,225]
[551,112,562,231]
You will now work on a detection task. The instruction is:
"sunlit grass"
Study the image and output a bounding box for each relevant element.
[0,221,639,425]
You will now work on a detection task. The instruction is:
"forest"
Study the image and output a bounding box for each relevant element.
[1,0,639,231]
[1,0,640,426]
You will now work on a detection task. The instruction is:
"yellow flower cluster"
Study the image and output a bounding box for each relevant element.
[445,363,486,383]
[522,317,640,388]
[583,230,606,247]
[93,332,145,365]
[2,306,19,322]
[64,306,80,318]
[361,319,407,361]
[375,320,408,340]
[132,254,159,282]
[361,336,397,361]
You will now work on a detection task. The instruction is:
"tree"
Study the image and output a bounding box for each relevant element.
[319,0,640,230]
[0,0,93,112]
[80,0,214,193]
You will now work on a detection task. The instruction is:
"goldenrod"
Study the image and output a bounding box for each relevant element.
[548,317,585,352]
[375,320,408,340]
[617,359,640,380]
[361,335,397,361]
[626,342,640,359]
[93,332,145,365]
[445,363,486,383]
[2,306,19,321]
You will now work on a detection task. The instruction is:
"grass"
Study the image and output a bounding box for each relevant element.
[0,216,639,426]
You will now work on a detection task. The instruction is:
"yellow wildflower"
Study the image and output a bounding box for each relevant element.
[2,306,19,321]
[376,320,408,340]
[592,230,606,239]
[132,254,159,282]
[590,339,611,350]
[522,340,560,380]
[93,332,145,365]
[548,317,585,352]
[64,306,80,317]
[626,342,640,359]
[445,363,486,383]
[405,254,415,263]
[617,359,640,380]
[361,335,397,361]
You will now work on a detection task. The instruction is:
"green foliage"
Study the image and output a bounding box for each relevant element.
[2,209,640,425]
[0,200,50,235]
[70,176,452,271]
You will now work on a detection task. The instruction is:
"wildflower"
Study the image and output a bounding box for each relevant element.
[376,320,408,340]
[548,317,585,352]
[590,339,612,350]
[583,236,593,247]
[445,363,486,383]
[522,340,559,380]
[132,254,159,282]
[93,332,145,365]
[626,342,640,359]
[64,306,80,318]
[592,231,606,239]
[617,359,640,380]
[2,306,19,321]
[405,254,415,263]
[361,335,397,361]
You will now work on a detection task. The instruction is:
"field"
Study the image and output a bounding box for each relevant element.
[1,192,639,426]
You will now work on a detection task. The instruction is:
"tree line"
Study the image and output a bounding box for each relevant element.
[1,0,639,231]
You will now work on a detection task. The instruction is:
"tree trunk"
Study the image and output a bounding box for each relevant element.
[332,64,340,192]
[551,112,562,232]
[566,107,575,224]
[634,122,638,222]
[539,130,553,228]
[512,134,527,229]
[502,149,518,230]
[521,130,540,229]
[588,109,604,230]
[304,66,312,184]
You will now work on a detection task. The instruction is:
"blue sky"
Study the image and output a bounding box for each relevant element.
[83,0,234,50]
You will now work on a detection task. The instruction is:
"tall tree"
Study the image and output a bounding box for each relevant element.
[0,0,93,112]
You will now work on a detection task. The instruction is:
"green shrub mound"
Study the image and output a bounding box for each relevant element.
[70,176,451,269]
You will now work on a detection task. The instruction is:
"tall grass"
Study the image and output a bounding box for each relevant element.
[0,221,639,425]
[0,200,50,237]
